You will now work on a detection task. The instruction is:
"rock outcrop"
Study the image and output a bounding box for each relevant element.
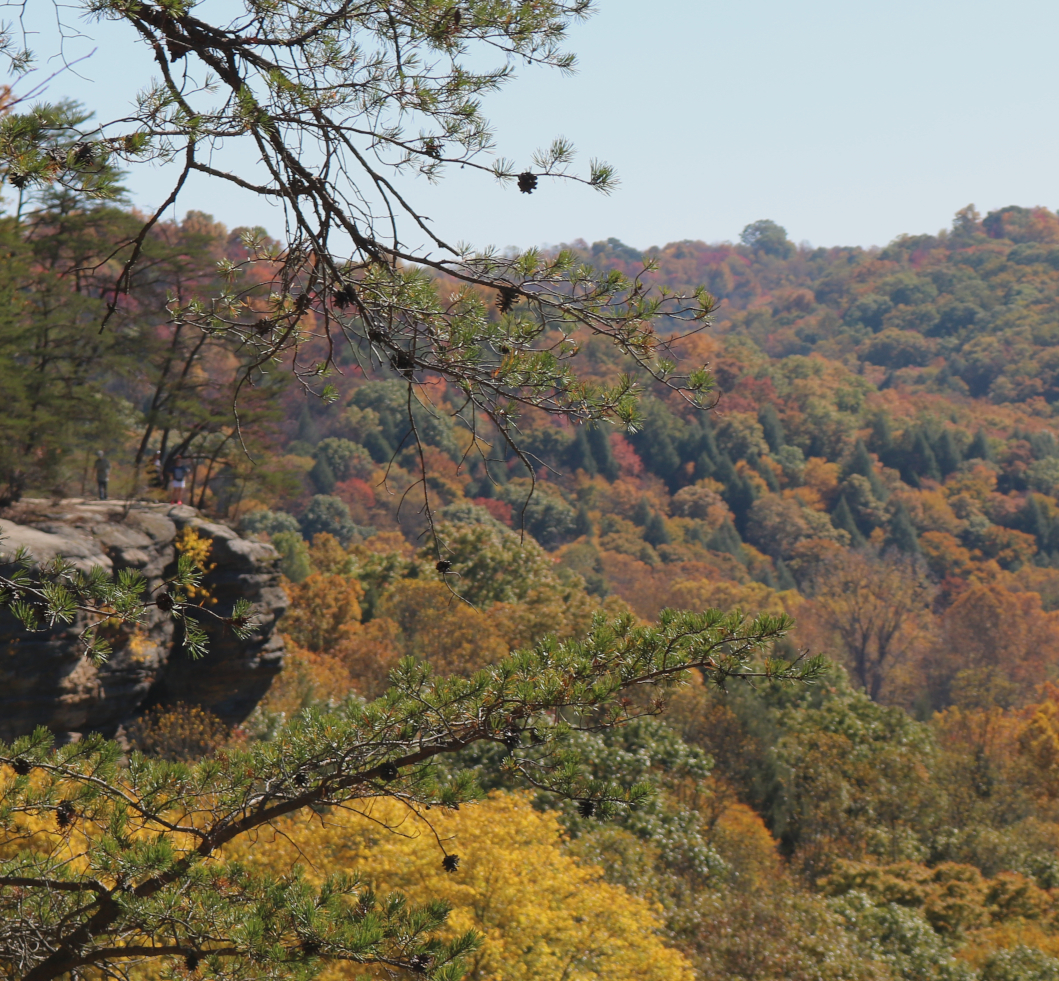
[0,499,288,742]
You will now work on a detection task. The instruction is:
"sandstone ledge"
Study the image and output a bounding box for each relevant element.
[0,499,288,742]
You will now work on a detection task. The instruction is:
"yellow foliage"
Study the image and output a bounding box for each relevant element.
[957,923,1059,969]
[307,532,352,574]
[126,703,232,761]
[1018,692,1059,799]
[379,579,508,675]
[709,801,781,889]
[234,792,693,981]
[174,525,215,603]
[282,573,364,652]
[666,578,787,617]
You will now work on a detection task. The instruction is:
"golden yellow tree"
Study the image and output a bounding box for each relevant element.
[236,792,694,981]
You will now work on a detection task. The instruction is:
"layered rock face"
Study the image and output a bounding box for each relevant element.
[0,500,288,742]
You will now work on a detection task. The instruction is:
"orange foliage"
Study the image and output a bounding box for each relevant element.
[379,579,508,675]
[939,584,1059,700]
[282,573,363,652]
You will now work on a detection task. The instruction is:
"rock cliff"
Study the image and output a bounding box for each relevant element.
[0,500,288,742]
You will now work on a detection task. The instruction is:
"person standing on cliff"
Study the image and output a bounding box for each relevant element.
[169,457,188,505]
[94,450,111,501]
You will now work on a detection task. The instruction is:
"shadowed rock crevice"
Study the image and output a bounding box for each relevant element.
[0,500,288,742]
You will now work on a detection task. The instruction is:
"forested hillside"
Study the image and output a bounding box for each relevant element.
[14,199,1059,980]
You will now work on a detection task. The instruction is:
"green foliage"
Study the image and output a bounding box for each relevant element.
[299,495,363,547]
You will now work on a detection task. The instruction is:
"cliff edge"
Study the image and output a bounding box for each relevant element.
[0,499,288,742]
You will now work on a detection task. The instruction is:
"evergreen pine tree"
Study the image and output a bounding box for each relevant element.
[296,405,321,445]
[362,429,394,463]
[574,504,594,539]
[1021,494,1049,546]
[934,430,962,477]
[751,454,780,492]
[758,403,786,453]
[707,520,747,562]
[643,511,671,547]
[847,438,886,499]
[713,453,757,535]
[907,430,941,484]
[568,428,598,477]
[585,424,619,481]
[309,453,337,494]
[775,558,798,591]
[967,428,993,461]
[694,453,715,481]
[870,414,898,470]
[887,502,920,554]
[756,566,777,589]
[847,439,874,480]
[831,494,866,546]
[632,497,651,527]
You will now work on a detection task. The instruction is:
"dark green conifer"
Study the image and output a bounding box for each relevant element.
[586,424,620,481]
[967,428,993,461]
[643,511,671,547]
[887,502,920,554]
[632,497,651,527]
[309,454,336,494]
[574,504,594,539]
[847,439,874,480]
[758,403,786,453]
[870,414,898,469]
[296,405,321,445]
[1021,494,1049,545]
[934,430,962,477]
[775,558,797,591]
[695,453,715,481]
[752,454,779,492]
[908,430,941,484]
[831,494,865,547]
[568,428,597,477]
[707,520,747,562]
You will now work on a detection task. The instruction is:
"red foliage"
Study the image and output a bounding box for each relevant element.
[334,478,376,510]
[473,497,513,526]
[608,433,643,477]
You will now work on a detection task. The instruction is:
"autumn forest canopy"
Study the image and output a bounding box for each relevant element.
[13,178,1059,979]
[8,0,1059,978]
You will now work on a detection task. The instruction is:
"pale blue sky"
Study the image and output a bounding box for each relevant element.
[10,0,1059,251]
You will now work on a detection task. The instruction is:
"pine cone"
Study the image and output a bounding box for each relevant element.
[435,559,452,573]
[12,758,31,776]
[8,173,29,189]
[578,800,595,819]
[379,762,399,781]
[442,853,460,872]
[56,800,76,829]
[496,286,519,313]
[155,591,174,613]
[390,351,415,379]
[166,36,190,61]
[502,727,521,751]
[72,142,95,166]
[293,772,307,787]
[409,953,434,973]
[332,284,356,309]
[517,172,538,194]
[301,940,321,957]
[185,953,200,972]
